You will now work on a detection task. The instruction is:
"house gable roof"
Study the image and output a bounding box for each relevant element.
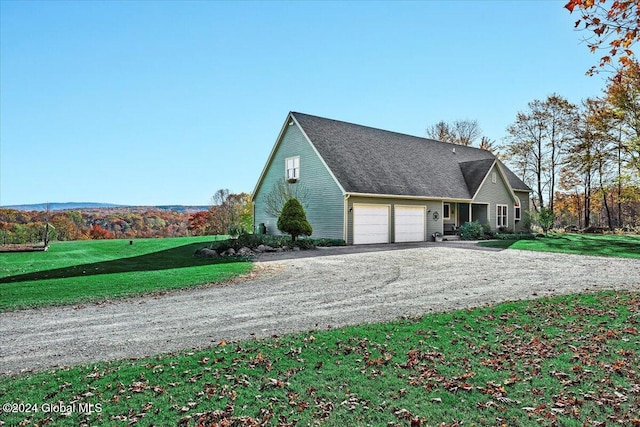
[459,159,496,197]
[291,112,530,200]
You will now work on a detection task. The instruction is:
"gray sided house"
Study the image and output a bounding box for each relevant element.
[252,112,531,244]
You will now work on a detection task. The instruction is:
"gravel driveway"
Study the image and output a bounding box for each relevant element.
[1,244,639,375]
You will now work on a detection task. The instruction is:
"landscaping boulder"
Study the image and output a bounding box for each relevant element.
[195,248,219,258]
[222,248,236,257]
[237,247,254,256]
[256,244,276,253]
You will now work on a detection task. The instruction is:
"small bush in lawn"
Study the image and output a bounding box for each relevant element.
[277,198,312,242]
[538,207,555,235]
[459,220,484,240]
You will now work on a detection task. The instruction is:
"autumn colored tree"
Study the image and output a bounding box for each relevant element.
[209,189,253,235]
[565,0,640,74]
[277,198,312,242]
[565,98,617,228]
[605,61,640,176]
[188,211,210,236]
[89,224,113,239]
[505,95,578,212]
[51,214,83,241]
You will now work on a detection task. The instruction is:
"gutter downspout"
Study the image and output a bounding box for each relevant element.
[344,194,350,244]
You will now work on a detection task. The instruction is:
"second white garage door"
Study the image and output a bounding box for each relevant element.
[353,205,389,244]
[395,206,426,243]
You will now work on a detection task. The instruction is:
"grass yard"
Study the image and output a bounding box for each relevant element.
[478,233,640,258]
[1,291,638,426]
[0,236,252,312]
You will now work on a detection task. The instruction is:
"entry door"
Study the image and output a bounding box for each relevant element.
[353,205,389,244]
[395,206,426,243]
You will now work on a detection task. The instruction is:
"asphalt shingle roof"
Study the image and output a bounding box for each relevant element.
[292,112,530,200]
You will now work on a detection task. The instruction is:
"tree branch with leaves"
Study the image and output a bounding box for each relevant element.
[566,0,640,74]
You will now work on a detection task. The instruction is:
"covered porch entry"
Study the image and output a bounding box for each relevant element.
[443,202,489,235]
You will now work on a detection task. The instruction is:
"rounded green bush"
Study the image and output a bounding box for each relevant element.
[277,198,312,242]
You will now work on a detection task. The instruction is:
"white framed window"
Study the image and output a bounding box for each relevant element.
[443,203,450,220]
[496,204,508,228]
[492,172,497,184]
[515,205,521,221]
[285,156,300,180]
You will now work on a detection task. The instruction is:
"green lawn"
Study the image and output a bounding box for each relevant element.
[1,291,638,426]
[478,233,640,258]
[0,237,252,312]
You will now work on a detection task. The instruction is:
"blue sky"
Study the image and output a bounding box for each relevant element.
[1,0,606,206]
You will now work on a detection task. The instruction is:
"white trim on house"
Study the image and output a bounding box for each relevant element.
[496,204,508,228]
[346,192,472,203]
[285,156,300,180]
[471,202,490,225]
[343,194,350,242]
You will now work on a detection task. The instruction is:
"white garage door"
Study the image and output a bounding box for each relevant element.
[395,206,426,243]
[353,205,389,244]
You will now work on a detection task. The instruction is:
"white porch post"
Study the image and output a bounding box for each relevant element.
[469,204,472,222]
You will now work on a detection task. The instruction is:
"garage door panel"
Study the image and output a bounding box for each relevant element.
[353,205,389,245]
[395,206,425,243]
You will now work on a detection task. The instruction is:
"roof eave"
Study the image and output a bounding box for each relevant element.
[346,192,473,203]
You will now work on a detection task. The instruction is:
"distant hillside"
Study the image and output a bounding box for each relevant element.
[3,202,124,211]
[1,203,209,212]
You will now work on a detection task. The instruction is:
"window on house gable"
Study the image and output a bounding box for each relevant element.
[515,205,521,221]
[286,156,300,180]
[492,172,497,184]
[443,203,450,220]
[497,204,508,228]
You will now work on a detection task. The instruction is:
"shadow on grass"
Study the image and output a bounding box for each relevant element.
[476,240,518,249]
[0,243,245,284]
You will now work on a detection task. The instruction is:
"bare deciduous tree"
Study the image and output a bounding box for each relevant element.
[426,119,482,146]
[263,178,310,218]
